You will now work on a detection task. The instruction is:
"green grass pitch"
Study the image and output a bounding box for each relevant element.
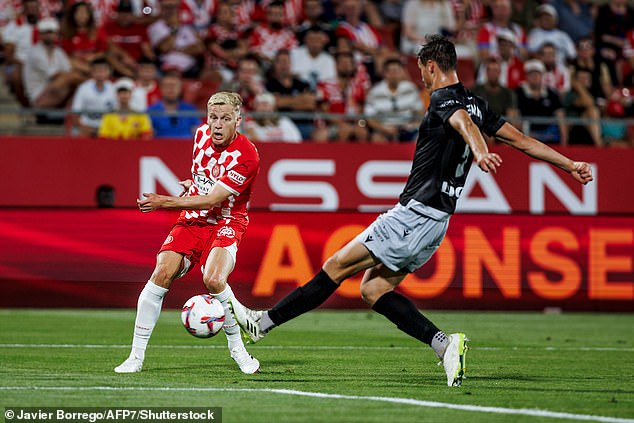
[0,309,632,423]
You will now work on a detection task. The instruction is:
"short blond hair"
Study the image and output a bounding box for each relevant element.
[207,91,243,115]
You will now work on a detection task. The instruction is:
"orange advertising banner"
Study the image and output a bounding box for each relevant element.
[1,209,631,311]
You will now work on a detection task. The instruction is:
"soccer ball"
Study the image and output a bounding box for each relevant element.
[181,294,225,338]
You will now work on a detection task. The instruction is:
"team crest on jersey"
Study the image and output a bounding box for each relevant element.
[228,170,246,185]
[217,226,235,238]
[212,164,221,178]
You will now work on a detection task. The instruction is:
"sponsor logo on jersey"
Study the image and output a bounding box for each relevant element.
[228,170,247,185]
[217,226,235,238]
[441,181,464,198]
[164,235,174,245]
[466,103,482,120]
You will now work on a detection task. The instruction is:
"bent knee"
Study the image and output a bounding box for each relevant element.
[360,283,392,307]
[203,273,227,294]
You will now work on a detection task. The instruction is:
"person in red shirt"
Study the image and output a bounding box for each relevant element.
[114,91,261,375]
[313,51,371,142]
[60,1,109,77]
[102,0,154,78]
[248,0,298,66]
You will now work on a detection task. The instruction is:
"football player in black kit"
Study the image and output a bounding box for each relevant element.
[231,35,594,387]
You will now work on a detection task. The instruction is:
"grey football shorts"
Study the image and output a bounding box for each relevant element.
[356,203,450,273]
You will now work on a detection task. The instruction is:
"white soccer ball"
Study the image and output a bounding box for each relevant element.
[181,294,226,338]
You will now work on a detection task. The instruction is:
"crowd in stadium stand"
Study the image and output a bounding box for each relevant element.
[0,0,632,145]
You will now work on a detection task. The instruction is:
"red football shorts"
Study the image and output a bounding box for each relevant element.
[158,220,246,276]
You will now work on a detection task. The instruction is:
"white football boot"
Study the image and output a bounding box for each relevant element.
[114,355,144,373]
[229,297,269,344]
[441,333,469,387]
[230,345,260,374]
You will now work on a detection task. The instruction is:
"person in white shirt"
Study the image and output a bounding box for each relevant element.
[22,18,83,108]
[290,25,336,89]
[527,4,576,66]
[364,58,423,142]
[71,58,117,137]
[244,92,302,143]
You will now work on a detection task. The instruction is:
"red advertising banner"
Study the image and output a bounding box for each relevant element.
[0,136,632,214]
[1,209,632,311]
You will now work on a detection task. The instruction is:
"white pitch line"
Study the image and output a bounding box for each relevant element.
[0,344,632,352]
[0,386,631,423]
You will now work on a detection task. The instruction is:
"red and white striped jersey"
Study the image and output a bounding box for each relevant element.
[335,21,382,51]
[248,24,298,61]
[179,0,217,34]
[179,125,260,226]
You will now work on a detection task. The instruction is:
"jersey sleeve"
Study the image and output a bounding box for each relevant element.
[216,146,260,196]
[479,97,507,136]
[430,89,466,123]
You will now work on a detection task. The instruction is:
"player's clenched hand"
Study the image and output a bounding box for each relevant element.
[570,161,593,185]
[476,152,502,173]
[137,193,165,212]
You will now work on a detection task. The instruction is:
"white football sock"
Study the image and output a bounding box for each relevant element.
[213,284,243,350]
[431,331,450,359]
[131,280,168,360]
[260,312,276,332]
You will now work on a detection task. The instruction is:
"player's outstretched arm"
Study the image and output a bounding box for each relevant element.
[494,122,593,185]
[448,109,503,173]
[137,183,232,212]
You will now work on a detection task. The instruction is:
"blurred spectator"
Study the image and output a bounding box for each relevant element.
[527,4,576,66]
[147,0,205,77]
[451,0,486,60]
[147,72,200,138]
[257,0,304,28]
[539,42,571,95]
[625,29,634,80]
[550,0,595,43]
[70,58,117,137]
[594,0,633,87]
[22,18,83,109]
[102,0,155,78]
[400,0,456,56]
[602,87,633,147]
[290,26,336,89]
[562,68,602,147]
[471,56,519,120]
[509,0,538,32]
[244,92,302,143]
[364,58,422,143]
[179,0,217,36]
[377,1,404,52]
[296,0,335,48]
[60,1,109,78]
[99,77,153,140]
[476,29,525,90]
[335,0,388,81]
[265,49,316,140]
[248,0,298,66]
[515,59,567,145]
[313,51,371,143]
[570,37,612,105]
[2,0,41,105]
[204,1,248,81]
[477,0,528,64]
[220,54,265,111]
[134,56,161,108]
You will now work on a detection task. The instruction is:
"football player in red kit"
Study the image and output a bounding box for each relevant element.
[115,91,261,374]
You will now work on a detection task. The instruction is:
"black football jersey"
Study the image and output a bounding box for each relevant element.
[399,82,506,214]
